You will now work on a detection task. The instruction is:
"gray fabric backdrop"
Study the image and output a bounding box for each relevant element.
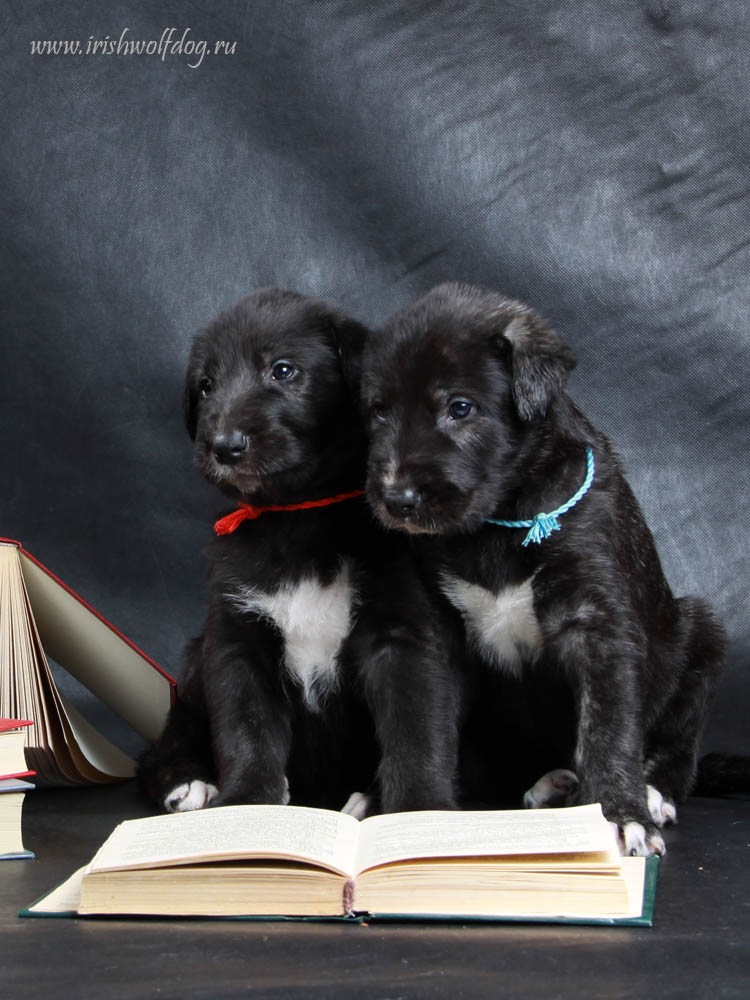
[2,1,747,757]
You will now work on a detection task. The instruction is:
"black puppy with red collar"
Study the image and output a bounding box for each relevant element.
[139,288,461,816]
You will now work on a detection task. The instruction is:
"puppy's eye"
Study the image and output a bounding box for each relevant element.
[270,360,297,381]
[199,377,212,398]
[448,398,474,420]
[370,404,388,424]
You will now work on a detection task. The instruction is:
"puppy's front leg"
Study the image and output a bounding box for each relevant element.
[354,618,461,814]
[203,615,292,806]
[138,635,219,813]
[543,603,665,856]
[574,668,665,855]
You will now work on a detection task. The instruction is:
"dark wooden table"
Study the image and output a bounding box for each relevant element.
[2,783,749,998]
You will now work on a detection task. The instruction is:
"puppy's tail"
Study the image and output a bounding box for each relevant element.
[693,753,750,798]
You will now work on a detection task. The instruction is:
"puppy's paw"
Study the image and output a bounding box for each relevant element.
[341,791,371,820]
[523,769,580,809]
[281,776,291,806]
[164,780,219,813]
[647,785,677,827]
[610,820,666,857]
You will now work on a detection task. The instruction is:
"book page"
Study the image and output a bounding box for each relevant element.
[24,867,86,914]
[18,549,173,741]
[355,804,619,874]
[20,548,136,781]
[619,856,647,915]
[54,692,136,779]
[89,805,361,878]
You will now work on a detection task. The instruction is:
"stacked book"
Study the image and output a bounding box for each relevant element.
[0,718,35,860]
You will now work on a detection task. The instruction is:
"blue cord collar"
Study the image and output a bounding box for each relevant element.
[485,447,595,546]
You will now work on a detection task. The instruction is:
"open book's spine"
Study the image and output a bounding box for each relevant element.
[343,878,356,916]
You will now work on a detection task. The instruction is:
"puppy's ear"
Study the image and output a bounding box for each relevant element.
[500,311,576,422]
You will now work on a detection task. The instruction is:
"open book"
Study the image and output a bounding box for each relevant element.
[0,539,176,785]
[22,803,656,925]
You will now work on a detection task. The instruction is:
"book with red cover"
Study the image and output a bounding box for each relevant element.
[0,718,36,780]
[0,539,176,785]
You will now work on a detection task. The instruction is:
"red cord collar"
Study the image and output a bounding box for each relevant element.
[214,489,365,536]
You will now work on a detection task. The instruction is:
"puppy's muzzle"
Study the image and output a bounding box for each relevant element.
[382,485,422,519]
[211,430,250,466]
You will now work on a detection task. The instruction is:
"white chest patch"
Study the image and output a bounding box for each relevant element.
[439,573,542,672]
[228,561,356,711]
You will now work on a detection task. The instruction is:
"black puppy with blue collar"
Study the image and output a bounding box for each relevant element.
[361,281,726,855]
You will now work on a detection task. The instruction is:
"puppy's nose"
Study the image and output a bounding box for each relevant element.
[383,486,421,518]
[212,430,250,465]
